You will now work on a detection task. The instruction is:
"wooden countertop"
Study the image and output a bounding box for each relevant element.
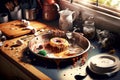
[1,36,52,80]
[0,20,58,80]
[1,20,120,80]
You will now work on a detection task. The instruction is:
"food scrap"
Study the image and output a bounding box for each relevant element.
[38,50,47,56]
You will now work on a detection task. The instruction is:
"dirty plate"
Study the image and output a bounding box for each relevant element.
[87,54,120,75]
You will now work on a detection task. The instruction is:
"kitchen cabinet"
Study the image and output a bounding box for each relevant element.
[0,54,32,80]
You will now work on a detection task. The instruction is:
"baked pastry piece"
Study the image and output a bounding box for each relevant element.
[49,37,69,51]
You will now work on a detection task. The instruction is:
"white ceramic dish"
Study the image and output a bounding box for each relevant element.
[87,54,120,75]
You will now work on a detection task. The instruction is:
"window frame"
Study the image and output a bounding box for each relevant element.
[68,0,120,17]
[59,0,120,34]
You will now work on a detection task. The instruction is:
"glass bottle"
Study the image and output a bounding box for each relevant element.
[73,12,83,32]
[83,16,96,39]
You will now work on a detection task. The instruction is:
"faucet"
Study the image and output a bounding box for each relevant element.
[70,0,73,3]
[96,0,98,6]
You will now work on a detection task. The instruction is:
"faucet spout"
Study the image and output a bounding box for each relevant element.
[70,0,73,3]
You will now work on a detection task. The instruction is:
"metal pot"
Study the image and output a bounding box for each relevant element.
[23,8,36,20]
[0,13,8,23]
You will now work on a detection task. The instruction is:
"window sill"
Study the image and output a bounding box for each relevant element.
[59,0,120,34]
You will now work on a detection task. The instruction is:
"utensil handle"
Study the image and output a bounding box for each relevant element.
[54,3,60,11]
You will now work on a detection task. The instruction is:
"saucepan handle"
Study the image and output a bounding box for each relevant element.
[72,11,78,22]
[54,3,60,11]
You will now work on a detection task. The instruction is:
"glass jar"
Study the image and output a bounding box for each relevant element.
[83,16,95,39]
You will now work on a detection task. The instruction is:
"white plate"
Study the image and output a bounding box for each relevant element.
[87,54,120,75]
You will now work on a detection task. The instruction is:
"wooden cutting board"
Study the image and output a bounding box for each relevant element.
[0,20,48,38]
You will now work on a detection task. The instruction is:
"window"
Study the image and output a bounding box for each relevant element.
[60,0,120,34]
[70,0,120,17]
[73,0,120,10]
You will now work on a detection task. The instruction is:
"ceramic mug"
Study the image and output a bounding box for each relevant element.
[10,6,22,20]
[23,8,36,20]
[0,13,8,23]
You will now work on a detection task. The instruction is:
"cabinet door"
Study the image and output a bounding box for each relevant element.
[0,54,32,80]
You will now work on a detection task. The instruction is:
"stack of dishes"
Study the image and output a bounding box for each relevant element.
[87,54,120,75]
